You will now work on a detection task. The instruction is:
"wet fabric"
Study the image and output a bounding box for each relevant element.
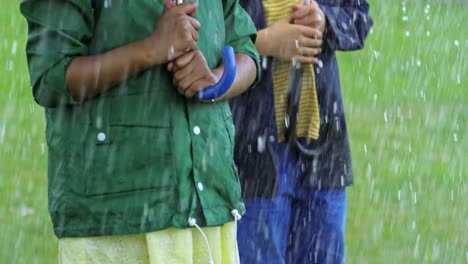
[238,144,346,264]
[238,192,346,264]
[232,0,371,263]
[59,222,239,264]
[231,0,373,198]
[264,0,320,141]
[20,0,260,238]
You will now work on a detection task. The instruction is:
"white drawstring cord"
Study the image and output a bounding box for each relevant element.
[231,209,242,223]
[231,210,242,264]
[188,211,242,264]
[189,217,214,264]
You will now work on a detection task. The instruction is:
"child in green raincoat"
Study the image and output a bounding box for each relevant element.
[20,0,260,263]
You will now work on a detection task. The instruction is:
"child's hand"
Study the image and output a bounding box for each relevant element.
[145,2,200,65]
[262,18,323,64]
[291,1,327,34]
[170,50,220,98]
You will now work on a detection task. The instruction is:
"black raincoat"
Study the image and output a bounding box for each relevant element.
[230,0,373,198]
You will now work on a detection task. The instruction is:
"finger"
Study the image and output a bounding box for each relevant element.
[190,24,199,42]
[294,16,314,26]
[177,84,189,96]
[296,55,317,64]
[300,47,322,57]
[291,3,300,12]
[291,5,310,20]
[175,73,199,94]
[179,75,203,97]
[173,63,194,83]
[184,80,206,98]
[165,0,175,9]
[301,27,323,39]
[178,2,197,16]
[188,16,201,30]
[303,14,324,28]
[176,65,204,91]
[174,50,197,69]
[299,37,323,49]
[167,62,175,72]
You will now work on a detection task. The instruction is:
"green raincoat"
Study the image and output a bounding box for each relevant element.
[20,0,260,238]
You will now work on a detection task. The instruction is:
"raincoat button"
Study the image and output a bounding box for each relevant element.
[193,126,201,135]
[197,182,204,191]
[97,132,106,142]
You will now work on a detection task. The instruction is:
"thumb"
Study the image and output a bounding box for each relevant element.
[291,4,300,12]
[165,0,175,9]
[181,2,197,17]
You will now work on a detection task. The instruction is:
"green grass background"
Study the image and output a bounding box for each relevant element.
[0,0,466,263]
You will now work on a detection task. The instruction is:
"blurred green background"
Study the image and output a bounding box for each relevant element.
[0,0,466,263]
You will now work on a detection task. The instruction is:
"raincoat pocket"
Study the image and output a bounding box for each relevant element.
[83,92,177,197]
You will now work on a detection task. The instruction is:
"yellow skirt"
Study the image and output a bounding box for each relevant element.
[59,222,239,264]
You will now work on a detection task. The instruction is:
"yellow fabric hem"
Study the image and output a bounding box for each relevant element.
[59,222,239,264]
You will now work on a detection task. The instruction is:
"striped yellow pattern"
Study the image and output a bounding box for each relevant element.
[263,0,320,141]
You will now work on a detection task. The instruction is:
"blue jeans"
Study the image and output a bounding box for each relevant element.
[237,144,347,264]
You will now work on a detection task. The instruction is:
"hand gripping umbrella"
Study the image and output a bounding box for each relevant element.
[284,0,337,157]
[176,0,236,101]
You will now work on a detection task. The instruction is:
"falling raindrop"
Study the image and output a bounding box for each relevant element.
[0,124,5,144]
[257,136,266,153]
[262,56,268,70]
[372,50,380,59]
[168,46,175,60]
[7,60,13,71]
[11,40,17,55]
[424,4,430,14]
[316,59,323,68]
[104,0,113,8]
[40,143,46,155]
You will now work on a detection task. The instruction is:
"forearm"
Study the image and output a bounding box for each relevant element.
[220,53,257,99]
[254,28,273,57]
[65,38,161,101]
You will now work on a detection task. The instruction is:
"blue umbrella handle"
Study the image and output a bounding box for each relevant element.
[194,46,236,100]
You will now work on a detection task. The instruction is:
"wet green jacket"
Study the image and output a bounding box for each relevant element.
[20,0,260,238]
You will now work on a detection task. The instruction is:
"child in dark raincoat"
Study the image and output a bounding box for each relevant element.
[231,0,373,263]
[20,0,259,263]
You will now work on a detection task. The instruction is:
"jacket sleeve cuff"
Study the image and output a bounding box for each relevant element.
[31,56,81,107]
